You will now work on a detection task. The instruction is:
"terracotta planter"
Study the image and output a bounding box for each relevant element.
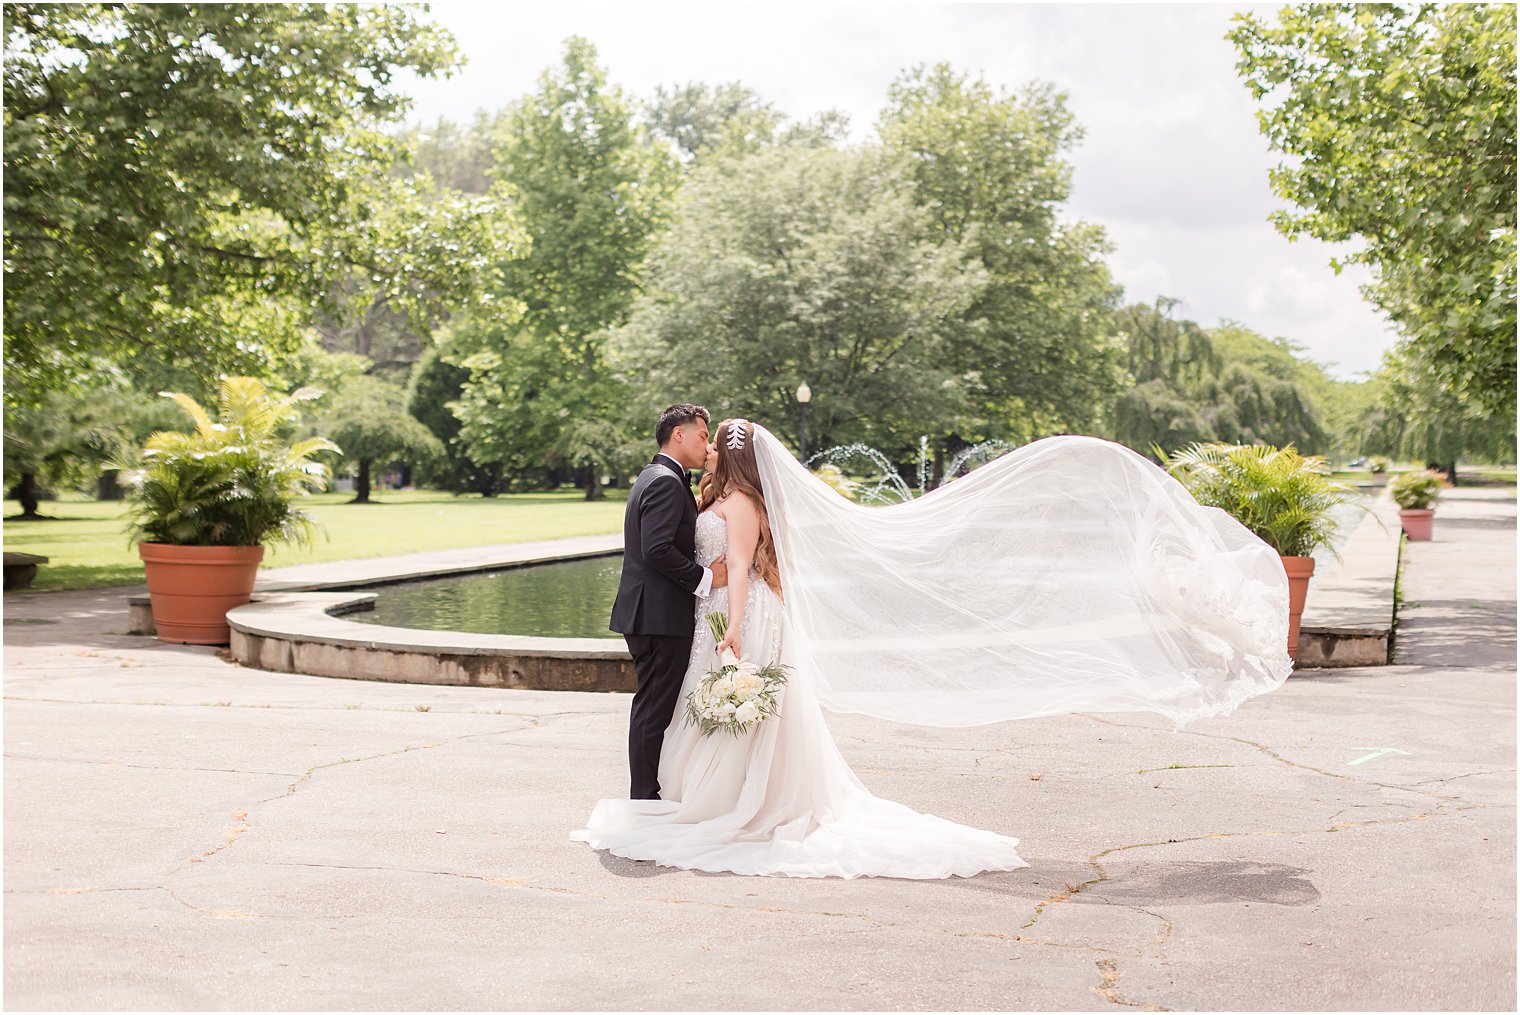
[139,543,264,644]
[1399,508,1435,541]
[1280,555,1316,661]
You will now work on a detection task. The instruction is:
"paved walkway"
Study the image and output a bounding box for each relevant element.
[4,489,1514,1010]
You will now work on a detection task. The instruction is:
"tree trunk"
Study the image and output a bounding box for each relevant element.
[399,463,413,488]
[932,442,946,489]
[95,470,123,501]
[473,463,502,497]
[583,465,605,502]
[16,472,41,519]
[1428,460,1459,486]
[352,459,372,504]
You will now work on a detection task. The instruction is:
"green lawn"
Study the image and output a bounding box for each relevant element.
[1331,465,1518,486]
[3,488,629,592]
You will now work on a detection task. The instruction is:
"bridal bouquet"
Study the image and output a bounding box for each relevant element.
[684,611,789,737]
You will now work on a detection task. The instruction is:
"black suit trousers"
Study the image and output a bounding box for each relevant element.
[624,632,691,799]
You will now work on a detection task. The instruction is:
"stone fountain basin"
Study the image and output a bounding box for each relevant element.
[125,535,637,692]
[229,590,635,693]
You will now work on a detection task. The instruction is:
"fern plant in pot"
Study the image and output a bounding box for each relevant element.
[117,377,340,644]
[1389,470,1445,541]
[1159,442,1356,661]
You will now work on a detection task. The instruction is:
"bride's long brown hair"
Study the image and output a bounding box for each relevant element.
[697,418,783,598]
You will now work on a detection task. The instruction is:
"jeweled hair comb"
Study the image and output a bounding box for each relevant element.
[726,419,750,451]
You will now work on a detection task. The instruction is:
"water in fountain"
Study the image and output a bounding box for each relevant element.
[806,437,1017,503]
[804,444,915,504]
[942,440,1018,484]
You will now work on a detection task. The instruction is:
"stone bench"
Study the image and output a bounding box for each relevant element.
[4,552,49,590]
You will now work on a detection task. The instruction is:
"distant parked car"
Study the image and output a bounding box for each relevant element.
[1347,456,1369,468]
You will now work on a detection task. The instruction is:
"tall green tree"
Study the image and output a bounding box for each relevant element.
[1118,297,1219,388]
[1193,364,1324,450]
[642,81,849,163]
[643,82,780,161]
[1354,348,1517,478]
[3,385,179,517]
[612,144,988,460]
[1209,320,1373,455]
[311,375,443,504]
[396,110,507,194]
[451,37,672,499]
[1109,300,1326,455]
[3,3,519,408]
[1229,3,1517,419]
[405,343,506,496]
[878,64,1126,446]
[1111,382,1212,462]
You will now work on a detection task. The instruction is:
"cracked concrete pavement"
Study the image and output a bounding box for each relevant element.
[4,487,1514,1010]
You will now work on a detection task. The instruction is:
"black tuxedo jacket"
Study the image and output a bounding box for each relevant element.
[609,454,704,637]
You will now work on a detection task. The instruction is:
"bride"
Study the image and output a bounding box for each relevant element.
[572,418,1292,879]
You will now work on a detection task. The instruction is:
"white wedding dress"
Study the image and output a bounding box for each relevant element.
[572,423,1292,879]
[571,511,1031,879]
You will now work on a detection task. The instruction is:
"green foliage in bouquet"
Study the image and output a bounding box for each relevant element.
[117,377,340,547]
[1158,441,1357,559]
[1389,470,1445,511]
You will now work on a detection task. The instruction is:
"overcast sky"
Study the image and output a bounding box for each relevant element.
[398,1,1394,380]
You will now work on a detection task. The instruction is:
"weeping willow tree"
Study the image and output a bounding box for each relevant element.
[1109,299,1327,457]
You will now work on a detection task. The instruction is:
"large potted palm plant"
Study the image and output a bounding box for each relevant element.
[1389,469,1445,541]
[117,377,340,644]
[1159,442,1355,661]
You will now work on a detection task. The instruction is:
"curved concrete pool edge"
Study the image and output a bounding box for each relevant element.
[128,533,636,692]
[227,591,635,692]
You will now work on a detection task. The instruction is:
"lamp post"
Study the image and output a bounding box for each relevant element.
[796,382,812,463]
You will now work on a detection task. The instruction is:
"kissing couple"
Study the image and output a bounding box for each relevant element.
[573,403,1295,879]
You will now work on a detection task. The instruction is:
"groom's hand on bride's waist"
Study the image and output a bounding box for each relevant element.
[710,555,729,590]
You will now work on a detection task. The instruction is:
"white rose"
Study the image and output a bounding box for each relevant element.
[734,701,761,724]
[712,676,734,699]
[733,673,764,700]
[721,701,737,717]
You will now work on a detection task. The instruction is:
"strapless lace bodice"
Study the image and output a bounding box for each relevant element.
[695,510,728,567]
[692,510,782,667]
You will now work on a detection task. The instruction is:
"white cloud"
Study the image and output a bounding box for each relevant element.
[396,0,1401,379]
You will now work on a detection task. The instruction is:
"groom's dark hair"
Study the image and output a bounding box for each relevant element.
[655,403,710,446]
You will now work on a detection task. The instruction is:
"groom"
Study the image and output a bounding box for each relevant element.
[610,404,728,800]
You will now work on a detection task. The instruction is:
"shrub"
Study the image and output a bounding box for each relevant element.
[117,377,340,547]
[1158,442,1357,558]
[1389,470,1445,511]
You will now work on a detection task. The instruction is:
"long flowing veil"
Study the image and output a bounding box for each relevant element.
[749,423,1293,730]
